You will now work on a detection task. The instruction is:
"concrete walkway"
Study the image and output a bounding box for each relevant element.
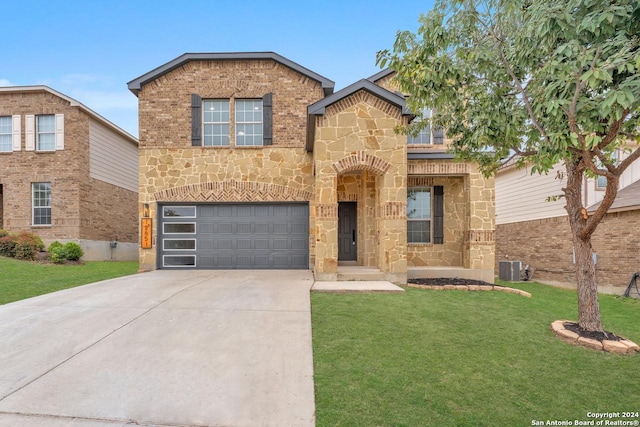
[0,270,316,427]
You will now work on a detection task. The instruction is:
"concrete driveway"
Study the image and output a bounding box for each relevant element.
[0,270,316,426]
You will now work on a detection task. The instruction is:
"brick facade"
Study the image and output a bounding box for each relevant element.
[0,88,138,260]
[496,211,640,292]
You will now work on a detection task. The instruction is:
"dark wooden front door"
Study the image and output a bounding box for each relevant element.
[338,202,357,261]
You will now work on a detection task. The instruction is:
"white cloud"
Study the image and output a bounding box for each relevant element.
[0,79,13,86]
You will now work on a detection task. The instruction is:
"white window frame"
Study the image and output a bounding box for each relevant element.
[203,99,230,146]
[595,150,619,190]
[407,186,432,244]
[32,182,52,226]
[162,255,197,268]
[36,114,56,151]
[0,116,12,152]
[162,239,196,251]
[235,99,263,146]
[162,206,196,218]
[408,108,444,146]
[163,222,197,234]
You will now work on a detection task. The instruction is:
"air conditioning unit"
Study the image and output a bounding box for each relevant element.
[499,260,522,281]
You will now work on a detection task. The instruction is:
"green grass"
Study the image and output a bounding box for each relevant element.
[311,281,640,427]
[0,256,139,305]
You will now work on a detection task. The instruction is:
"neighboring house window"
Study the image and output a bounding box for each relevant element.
[32,182,52,226]
[0,116,11,152]
[407,187,432,243]
[408,108,444,145]
[235,99,263,146]
[203,100,230,146]
[37,115,56,151]
[595,151,618,190]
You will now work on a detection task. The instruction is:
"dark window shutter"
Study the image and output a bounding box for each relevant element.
[191,94,202,146]
[434,185,444,244]
[263,92,273,146]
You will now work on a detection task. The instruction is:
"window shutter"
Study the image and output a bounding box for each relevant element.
[191,94,202,146]
[263,92,273,146]
[433,185,444,244]
[55,114,64,150]
[25,115,35,151]
[12,115,21,151]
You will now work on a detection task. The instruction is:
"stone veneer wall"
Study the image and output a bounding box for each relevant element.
[496,210,640,290]
[139,148,315,270]
[312,90,408,282]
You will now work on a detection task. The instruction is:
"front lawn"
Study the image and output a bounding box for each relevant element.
[311,282,640,426]
[0,256,139,305]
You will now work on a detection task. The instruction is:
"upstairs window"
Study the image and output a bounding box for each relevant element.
[408,108,444,145]
[235,99,263,146]
[37,115,56,151]
[0,116,11,152]
[203,100,230,146]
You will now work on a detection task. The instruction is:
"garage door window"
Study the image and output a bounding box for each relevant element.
[163,239,196,250]
[163,223,196,234]
[163,255,196,267]
[163,206,196,218]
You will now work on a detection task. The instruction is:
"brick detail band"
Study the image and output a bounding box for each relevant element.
[408,176,435,187]
[323,90,403,121]
[379,202,406,219]
[315,204,338,219]
[332,151,391,176]
[153,181,312,202]
[464,230,496,244]
[408,163,470,175]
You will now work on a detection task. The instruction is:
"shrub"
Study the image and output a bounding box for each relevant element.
[14,232,44,261]
[0,228,9,238]
[0,235,16,257]
[49,246,67,264]
[63,242,84,261]
[48,240,64,253]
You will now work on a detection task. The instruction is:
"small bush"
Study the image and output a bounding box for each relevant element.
[14,232,44,261]
[0,235,16,257]
[0,229,9,238]
[49,246,67,264]
[48,240,64,253]
[63,242,84,261]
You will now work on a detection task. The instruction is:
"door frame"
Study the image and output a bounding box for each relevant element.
[338,201,357,261]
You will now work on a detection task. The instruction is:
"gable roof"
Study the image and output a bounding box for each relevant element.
[0,85,137,143]
[306,79,413,151]
[367,68,395,83]
[127,52,335,97]
[588,178,640,213]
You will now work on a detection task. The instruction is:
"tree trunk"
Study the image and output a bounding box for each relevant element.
[564,160,604,332]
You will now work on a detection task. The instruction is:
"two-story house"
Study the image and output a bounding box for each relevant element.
[0,86,138,260]
[128,52,495,283]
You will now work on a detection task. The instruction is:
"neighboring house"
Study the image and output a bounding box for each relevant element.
[128,52,495,283]
[0,86,139,260]
[496,152,640,293]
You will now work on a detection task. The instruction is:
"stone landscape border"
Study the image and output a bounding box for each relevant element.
[551,320,639,354]
[407,283,532,297]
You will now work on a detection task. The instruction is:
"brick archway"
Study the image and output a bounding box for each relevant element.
[153,181,312,202]
[332,151,391,176]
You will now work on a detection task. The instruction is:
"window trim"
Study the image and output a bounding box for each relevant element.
[36,114,56,152]
[407,186,433,244]
[162,222,197,234]
[162,239,197,251]
[162,206,196,218]
[32,182,52,226]
[202,99,230,147]
[407,108,444,146]
[235,99,264,147]
[162,255,197,268]
[0,116,12,153]
[595,150,618,190]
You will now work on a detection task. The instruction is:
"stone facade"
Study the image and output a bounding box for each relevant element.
[496,211,640,292]
[0,87,138,260]
[131,53,496,282]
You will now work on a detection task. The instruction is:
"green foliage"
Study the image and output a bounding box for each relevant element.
[13,232,45,261]
[47,240,64,253]
[63,242,84,261]
[377,0,640,177]
[0,235,16,257]
[49,246,66,264]
[0,229,9,238]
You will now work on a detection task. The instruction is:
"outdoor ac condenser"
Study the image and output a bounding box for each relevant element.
[498,260,522,281]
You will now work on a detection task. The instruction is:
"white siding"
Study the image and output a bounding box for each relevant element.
[89,119,138,193]
[584,150,640,208]
[496,163,567,225]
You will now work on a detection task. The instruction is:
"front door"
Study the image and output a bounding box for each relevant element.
[338,202,357,261]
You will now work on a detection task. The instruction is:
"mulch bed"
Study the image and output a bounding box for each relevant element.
[563,322,622,342]
[408,278,497,287]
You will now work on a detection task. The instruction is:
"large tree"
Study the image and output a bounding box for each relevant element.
[378,0,640,332]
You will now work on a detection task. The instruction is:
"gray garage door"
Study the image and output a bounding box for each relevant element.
[158,203,309,269]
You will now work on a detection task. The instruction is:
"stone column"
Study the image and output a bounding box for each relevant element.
[314,171,338,280]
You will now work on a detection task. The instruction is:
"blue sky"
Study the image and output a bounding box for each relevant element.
[1,0,435,137]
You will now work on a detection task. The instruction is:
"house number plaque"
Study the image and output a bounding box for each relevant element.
[141,218,153,249]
